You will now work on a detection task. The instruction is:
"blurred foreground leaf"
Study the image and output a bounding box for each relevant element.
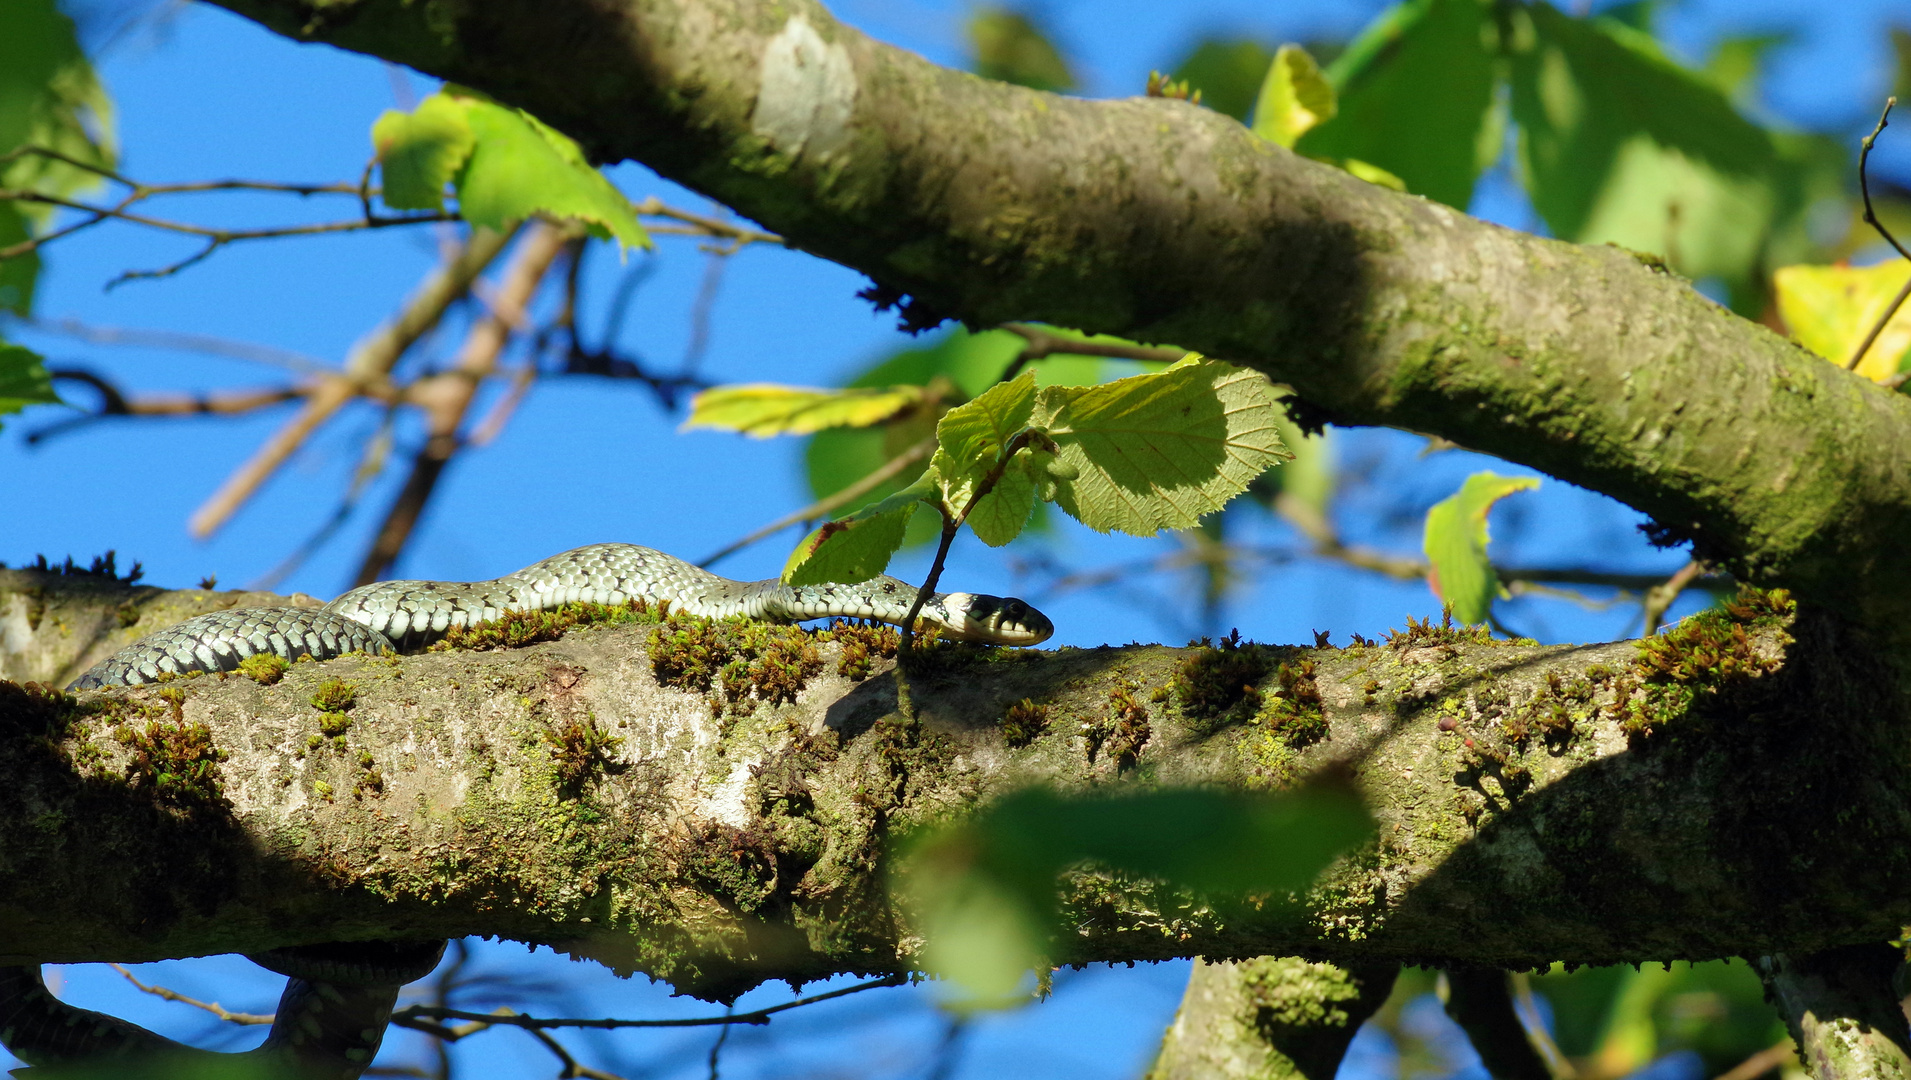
[0,342,58,426]
[905,782,1374,1003]
[967,7,1074,92]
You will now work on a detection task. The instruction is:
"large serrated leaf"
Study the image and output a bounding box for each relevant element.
[373,95,475,212]
[1297,0,1499,210]
[1423,471,1539,625]
[1034,360,1289,536]
[1509,6,1785,297]
[932,370,1038,546]
[448,91,649,252]
[685,384,926,438]
[1773,261,1911,382]
[0,342,59,428]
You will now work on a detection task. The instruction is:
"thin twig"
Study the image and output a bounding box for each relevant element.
[1509,971,1576,1080]
[1847,97,1911,373]
[699,436,936,568]
[997,322,1186,382]
[110,964,274,1026]
[1711,1039,1797,1080]
[631,196,784,247]
[12,315,330,374]
[1641,560,1705,636]
[354,220,574,584]
[187,225,517,539]
[391,974,906,1033]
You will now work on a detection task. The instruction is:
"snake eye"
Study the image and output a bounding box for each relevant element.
[1001,598,1028,623]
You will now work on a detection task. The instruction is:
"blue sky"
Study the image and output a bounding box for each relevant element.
[5,0,1907,1076]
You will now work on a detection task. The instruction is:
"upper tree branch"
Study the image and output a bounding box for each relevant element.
[205,0,1911,640]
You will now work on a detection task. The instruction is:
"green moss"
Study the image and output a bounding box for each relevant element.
[1088,685,1151,769]
[313,779,334,802]
[237,653,288,685]
[677,822,778,915]
[648,613,825,716]
[113,719,228,805]
[1384,610,1496,649]
[309,678,358,713]
[544,714,626,797]
[430,599,658,652]
[1255,660,1326,747]
[1622,586,1794,739]
[318,711,352,737]
[822,620,899,680]
[1000,697,1050,747]
[1170,630,1273,734]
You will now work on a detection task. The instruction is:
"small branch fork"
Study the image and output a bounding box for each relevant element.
[109,949,904,1080]
[1845,97,1911,375]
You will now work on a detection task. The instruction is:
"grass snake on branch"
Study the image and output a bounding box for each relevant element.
[4,544,1051,1077]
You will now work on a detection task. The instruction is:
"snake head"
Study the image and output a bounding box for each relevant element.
[936,593,1055,646]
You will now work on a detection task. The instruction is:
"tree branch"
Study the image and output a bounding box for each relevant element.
[199,0,1911,640]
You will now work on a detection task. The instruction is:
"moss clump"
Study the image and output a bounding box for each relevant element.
[544,715,625,797]
[823,620,900,680]
[313,779,334,802]
[317,712,352,737]
[1170,630,1273,734]
[237,653,288,685]
[1621,586,1793,739]
[1384,609,1496,649]
[648,614,825,715]
[677,821,779,915]
[309,679,358,713]
[1000,697,1050,747]
[1256,660,1327,747]
[430,599,656,652]
[1088,686,1150,769]
[114,720,227,805]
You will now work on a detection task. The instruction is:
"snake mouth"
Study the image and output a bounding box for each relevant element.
[937,593,1055,646]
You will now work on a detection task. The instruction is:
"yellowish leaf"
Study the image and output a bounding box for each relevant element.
[1773,261,1911,382]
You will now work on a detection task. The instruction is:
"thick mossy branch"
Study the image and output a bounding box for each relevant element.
[3,576,1909,997]
[201,0,1911,636]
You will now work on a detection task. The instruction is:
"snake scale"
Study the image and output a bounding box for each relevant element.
[5,544,1051,1077]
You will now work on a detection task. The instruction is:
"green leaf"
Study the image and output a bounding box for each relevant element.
[782,482,925,588]
[1034,359,1290,536]
[447,90,649,251]
[0,342,59,426]
[684,383,926,438]
[0,0,114,227]
[1172,38,1278,122]
[0,203,38,316]
[1508,5,1787,298]
[933,370,1036,503]
[904,782,1373,1003]
[372,94,475,212]
[1772,261,1911,382]
[1252,45,1337,149]
[1422,471,1539,625]
[967,7,1075,92]
[1297,0,1500,209]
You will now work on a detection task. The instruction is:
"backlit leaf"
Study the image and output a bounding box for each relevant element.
[1035,359,1289,536]
[1252,45,1336,149]
[686,383,927,438]
[783,473,937,587]
[448,90,649,251]
[933,369,1036,515]
[372,94,475,212]
[1772,261,1911,382]
[1423,471,1540,624]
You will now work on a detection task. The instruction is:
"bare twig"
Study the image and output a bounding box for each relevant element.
[390,974,906,1033]
[188,224,518,539]
[11,316,330,374]
[1847,97,1911,373]
[1711,1039,1797,1080]
[355,220,574,584]
[1641,559,1705,636]
[27,372,300,444]
[632,196,784,247]
[110,964,274,1026]
[1509,971,1576,1080]
[699,436,936,568]
[997,322,1185,382]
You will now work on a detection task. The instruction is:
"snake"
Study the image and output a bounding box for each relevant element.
[5,544,1052,1077]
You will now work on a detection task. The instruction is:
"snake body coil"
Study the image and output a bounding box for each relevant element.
[8,546,1050,1077]
[70,542,1053,689]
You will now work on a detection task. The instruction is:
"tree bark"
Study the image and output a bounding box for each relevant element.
[4,571,1909,999]
[202,0,1911,642]
[1149,958,1397,1080]
[1759,946,1911,1080]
